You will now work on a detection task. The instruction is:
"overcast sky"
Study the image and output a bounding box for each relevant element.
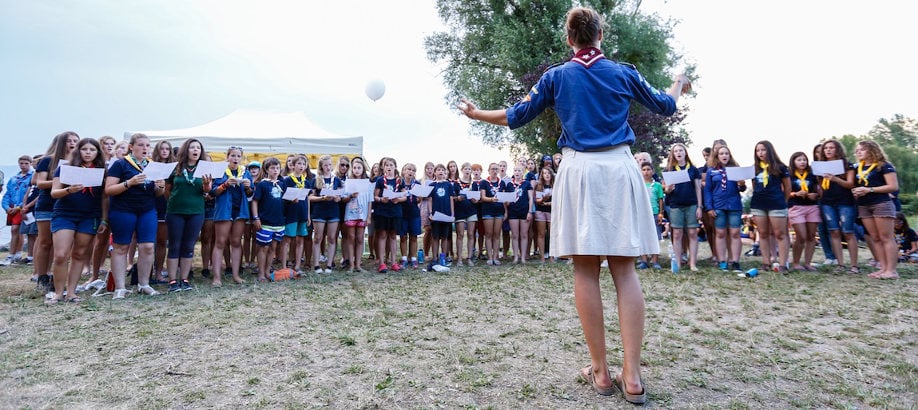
[1,0,915,168]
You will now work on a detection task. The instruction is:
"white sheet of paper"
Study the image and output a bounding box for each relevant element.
[22,212,35,225]
[662,170,690,185]
[430,211,455,222]
[59,165,105,187]
[495,192,517,203]
[409,184,434,197]
[344,178,370,194]
[320,188,345,197]
[725,166,755,181]
[460,189,480,200]
[141,161,175,181]
[811,160,845,176]
[282,187,304,201]
[194,161,229,179]
[382,189,407,199]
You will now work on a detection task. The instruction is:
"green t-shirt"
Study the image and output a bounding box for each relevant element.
[166,170,205,215]
[645,181,664,215]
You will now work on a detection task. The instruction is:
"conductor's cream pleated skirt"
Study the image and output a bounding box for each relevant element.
[549,145,660,258]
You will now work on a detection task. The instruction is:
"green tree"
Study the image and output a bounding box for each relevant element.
[425,0,692,162]
[825,115,918,206]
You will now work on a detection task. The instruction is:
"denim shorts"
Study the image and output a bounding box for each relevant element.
[713,209,743,229]
[750,208,789,218]
[109,208,158,244]
[51,215,99,235]
[669,205,699,229]
[34,210,54,222]
[820,204,856,234]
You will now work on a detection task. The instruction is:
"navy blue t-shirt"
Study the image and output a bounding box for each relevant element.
[787,169,819,207]
[818,162,856,206]
[475,177,506,217]
[453,180,476,219]
[311,176,343,220]
[855,162,896,206]
[504,180,532,218]
[34,156,56,213]
[282,175,312,224]
[108,158,156,213]
[52,168,103,218]
[429,180,454,216]
[401,180,423,218]
[373,176,404,218]
[665,164,701,207]
[750,164,789,210]
[252,179,286,227]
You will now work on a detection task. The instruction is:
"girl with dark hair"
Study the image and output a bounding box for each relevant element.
[151,140,174,282]
[750,140,791,272]
[787,152,820,270]
[818,139,859,272]
[32,132,79,294]
[47,138,107,303]
[164,139,212,290]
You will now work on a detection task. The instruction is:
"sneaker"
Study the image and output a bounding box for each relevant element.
[391,263,402,272]
[719,261,728,271]
[137,285,160,295]
[377,263,388,273]
[180,280,193,291]
[652,263,662,270]
[314,266,322,274]
[323,268,332,274]
[636,261,649,270]
[0,256,11,266]
[112,288,129,299]
[25,257,33,265]
[168,280,181,292]
[411,261,419,269]
[319,255,328,264]
[822,258,838,266]
[200,268,211,278]
[731,262,742,272]
[30,275,38,282]
[36,275,52,292]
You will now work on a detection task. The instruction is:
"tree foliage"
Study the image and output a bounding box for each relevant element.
[828,114,918,207]
[425,0,691,162]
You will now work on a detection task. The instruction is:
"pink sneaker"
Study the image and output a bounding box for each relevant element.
[391,263,402,272]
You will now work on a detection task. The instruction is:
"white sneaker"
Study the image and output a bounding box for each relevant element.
[45,291,57,300]
[0,257,11,266]
[112,288,130,299]
[323,268,332,274]
[822,258,838,266]
[137,285,160,295]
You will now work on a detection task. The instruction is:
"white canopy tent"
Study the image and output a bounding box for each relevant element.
[124,109,363,164]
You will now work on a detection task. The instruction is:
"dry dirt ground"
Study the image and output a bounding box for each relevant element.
[0,249,915,409]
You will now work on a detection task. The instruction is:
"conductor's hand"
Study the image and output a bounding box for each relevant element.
[458,98,477,119]
[675,74,692,94]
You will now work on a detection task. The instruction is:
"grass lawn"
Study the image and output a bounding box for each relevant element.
[0,246,915,408]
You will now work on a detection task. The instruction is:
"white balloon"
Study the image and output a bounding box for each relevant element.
[365,79,386,101]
